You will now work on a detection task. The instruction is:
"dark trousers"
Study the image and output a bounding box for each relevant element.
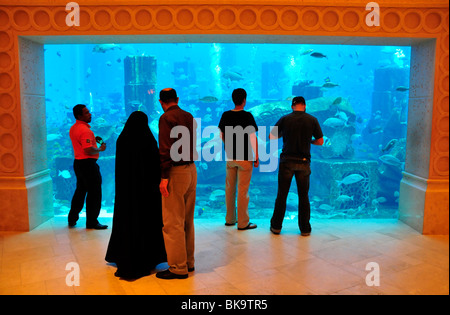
[68,158,102,226]
[271,160,312,233]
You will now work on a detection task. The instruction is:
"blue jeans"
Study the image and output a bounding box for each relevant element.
[271,160,311,233]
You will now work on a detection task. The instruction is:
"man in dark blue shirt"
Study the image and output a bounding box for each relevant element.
[269,96,324,236]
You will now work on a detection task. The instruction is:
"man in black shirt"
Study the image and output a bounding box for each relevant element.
[218,88,259,230]
[269,96,324,236]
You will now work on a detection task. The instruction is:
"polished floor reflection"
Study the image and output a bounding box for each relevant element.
[0,217,448,295]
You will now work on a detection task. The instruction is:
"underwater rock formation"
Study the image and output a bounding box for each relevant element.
[248,100,292,127]
[307,97,356,159]
[124,56,157,116]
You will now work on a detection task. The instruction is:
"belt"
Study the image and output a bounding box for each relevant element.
[280,155,310,163]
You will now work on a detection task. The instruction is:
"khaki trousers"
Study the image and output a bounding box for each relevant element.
[225,160,253,229]
[162,163,197,275]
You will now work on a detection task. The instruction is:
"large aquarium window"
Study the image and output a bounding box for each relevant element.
[45,43,410,220]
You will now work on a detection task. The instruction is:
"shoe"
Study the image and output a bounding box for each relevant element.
[301,231,311,236]
[270,226,281,235]
[86,223,108,229]
[156,269,188,280]
[68,221,76,227]
[238,223,257,230]
[225,222,236,226]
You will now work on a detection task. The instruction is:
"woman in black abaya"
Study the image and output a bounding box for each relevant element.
[105,111,167,279]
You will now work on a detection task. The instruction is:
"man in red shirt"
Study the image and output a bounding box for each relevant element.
[68,104,108,229]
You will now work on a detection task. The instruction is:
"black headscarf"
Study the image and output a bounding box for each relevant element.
[105,111,166,279]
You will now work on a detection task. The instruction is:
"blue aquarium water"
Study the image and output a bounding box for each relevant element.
[44,43,410,220]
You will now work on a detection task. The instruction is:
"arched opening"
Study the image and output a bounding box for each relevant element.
[15,34,438,232]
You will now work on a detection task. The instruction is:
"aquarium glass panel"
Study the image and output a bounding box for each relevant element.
[45,43,410,220]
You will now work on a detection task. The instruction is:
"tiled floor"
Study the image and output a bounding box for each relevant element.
[0,216,448,295]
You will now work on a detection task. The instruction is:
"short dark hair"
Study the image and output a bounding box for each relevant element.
[292,96,306,106]
[159,88,178,103]
[232,88,247,106]
[73,104,86,119]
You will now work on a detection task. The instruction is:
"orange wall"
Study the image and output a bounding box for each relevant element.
[0,1,448,232]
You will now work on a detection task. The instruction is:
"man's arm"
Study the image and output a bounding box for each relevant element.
[249,132,259,167]
[311,137,324,146]
[269,126,281,140]
[83,143,106,155]
[159,116,172,197]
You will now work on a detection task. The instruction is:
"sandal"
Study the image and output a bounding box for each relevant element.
[238,223,257,230]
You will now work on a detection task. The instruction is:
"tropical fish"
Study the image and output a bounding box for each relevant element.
[381,139,398,152]
[310,52,327,58]
[199,96,218,103]
[319,204,334,211]
[368,126,383,134]
[323,117,346,128]
[209,189,225,201]
[376,197,387,203]
[95,117,107,126]
[221,70,244,81]
[336,174,364,186]
[92,44,121,53]
[58,170,71,179]
[300,49,314,56]
[323,136,332,147]
[332,97,342,105]
[351,134,362,142]
[311,196,322,203]
[322,82,339,88]
[294,80,314,87]
[379,154,404,168]
[335,110,348,123]
[396,86,409,92]
[336,195,354,203]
